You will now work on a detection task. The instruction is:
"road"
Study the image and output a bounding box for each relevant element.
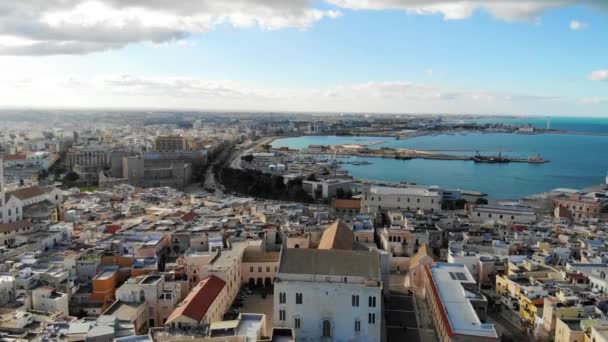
[229,136,276,170]
[487,309,532,342]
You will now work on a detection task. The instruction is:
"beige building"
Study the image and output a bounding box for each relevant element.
[553,194,608,222]
[405,245,435,290]
[155,136,186,152]
[241,242,279,288]
[165,275,229,328]
[115,274,181,328]
[181,242,245,308]
[101,300,148,335]
[554,318,585,342]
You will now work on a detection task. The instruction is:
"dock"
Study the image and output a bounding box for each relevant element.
[297,147,549,164]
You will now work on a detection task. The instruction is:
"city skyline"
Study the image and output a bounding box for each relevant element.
[0,1,607,115]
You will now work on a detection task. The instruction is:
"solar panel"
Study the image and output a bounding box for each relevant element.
[456,272,467,280]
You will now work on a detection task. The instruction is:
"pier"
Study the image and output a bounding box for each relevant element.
[294,147,548,164]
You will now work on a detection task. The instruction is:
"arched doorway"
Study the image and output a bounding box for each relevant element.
[256,278,263,287]
[322,320,331,337]
[294,244,300,248]
[264,277,272,287]
[249,278,255,287]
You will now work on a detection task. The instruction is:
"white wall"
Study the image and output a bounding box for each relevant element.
[274,280,382,341]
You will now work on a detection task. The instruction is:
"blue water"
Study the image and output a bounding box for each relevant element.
[272,133,608,199]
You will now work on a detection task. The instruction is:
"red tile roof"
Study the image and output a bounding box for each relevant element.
[332,199,361,210]
[181,211,199,222]
[0,220,32,233]
[166,275,226,324]
[6,186,46,200]
[2,154,26,160]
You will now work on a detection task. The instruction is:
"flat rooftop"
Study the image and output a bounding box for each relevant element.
[427,263,498,339]
[369,186,438,196]
[140,275,162,284]
[94,270,116,280]
[474,204,535,214]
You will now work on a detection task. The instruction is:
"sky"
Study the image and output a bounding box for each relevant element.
[0,0,607,116]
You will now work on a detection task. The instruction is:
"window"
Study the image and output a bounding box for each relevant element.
[294,317,301,329]
[368,296,376,308]
[368,313,376,324]
[258,267,262,272]
[477,213,481,217]
[355,320,361,332]
[352,295,359,307]
[296,293,303,304]
[279,310,286,321]
[266,267,270,272]
[250,266,254,272]
[279,292,286,304]
[417,198,420,203]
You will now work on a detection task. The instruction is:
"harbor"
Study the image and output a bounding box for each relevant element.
[270,132,608,199]
[296,146,549,164]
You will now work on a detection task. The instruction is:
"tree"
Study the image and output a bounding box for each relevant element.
[64,171,80,182]
[475,198,489,205]
[336,188,346,199]
[455,199,468,209]
[261,144,272,152]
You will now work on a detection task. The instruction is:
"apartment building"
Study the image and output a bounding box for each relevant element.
[116,274,181,328]
[155,136,186,152]
[469,204,537,224]
[361,185,442,214]
[423,263,498,342]
[553,193,608,222]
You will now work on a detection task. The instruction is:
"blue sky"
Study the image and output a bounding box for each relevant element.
[0,0,606,115]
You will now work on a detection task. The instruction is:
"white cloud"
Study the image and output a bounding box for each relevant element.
[327,0,606,21]
[0,0,341,55]
[581,97,608,104]
[0,73,569,114]
[589,70,608,81]
[569,20,588,30]
[0,1,605,55]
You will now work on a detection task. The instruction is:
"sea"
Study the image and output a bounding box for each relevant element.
[271,117,608,199]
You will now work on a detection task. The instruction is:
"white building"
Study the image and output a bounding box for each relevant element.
[274,248,382,341]
[1,159,63,224]
[32,286,69,317]
[302,179,352,200]
[469,204,537,224]
[424,263,498,341]
[362,185,442,214]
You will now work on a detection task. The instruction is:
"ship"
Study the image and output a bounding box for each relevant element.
[473,151,511,163]
[527,154,546,163]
